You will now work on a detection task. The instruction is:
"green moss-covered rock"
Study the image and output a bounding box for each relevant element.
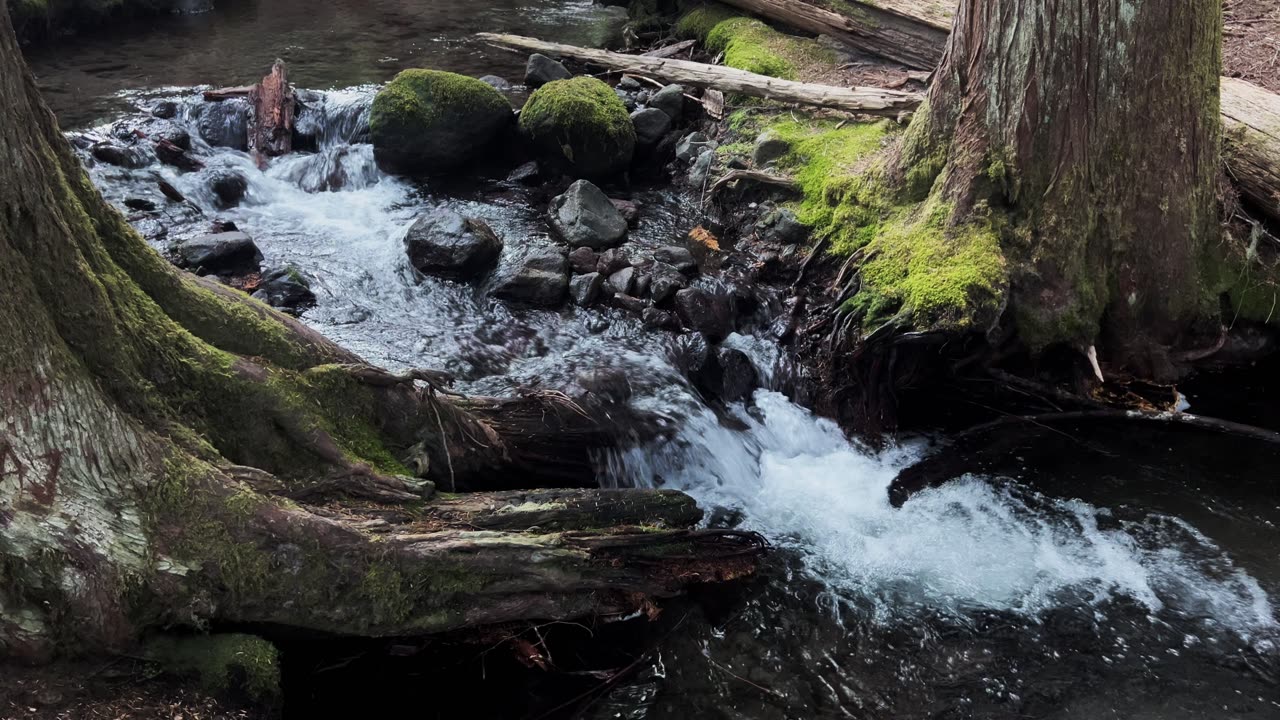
[144,633,281,704]
[370,69,514,175]
[519,77,636,179]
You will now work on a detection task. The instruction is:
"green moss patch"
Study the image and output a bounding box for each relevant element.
[704,17,836,80]
[370,69,513,174]
[675,3,738,41]
[144,633,280,703]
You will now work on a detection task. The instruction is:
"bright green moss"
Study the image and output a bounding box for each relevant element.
[705,17,838,80]
[519,76,636,177]
[145,634,280,703]
[370,69,513,173]
[674,3,738,41]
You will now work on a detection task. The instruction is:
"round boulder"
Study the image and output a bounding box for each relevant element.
[519,77,636,179]
[404,208,504,280]
[370,69,514,175]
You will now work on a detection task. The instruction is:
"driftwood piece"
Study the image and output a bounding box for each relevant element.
[702,88,726,120]
[709,169,798,195]
[719,0,1280,223]
[476,33,923,117]
[424,488,704,532]
[248,59,295,159]
[1223,77,1280,219]
[203,85,254,101]
[642,39,696,58]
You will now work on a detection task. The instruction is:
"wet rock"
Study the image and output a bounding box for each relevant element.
[479,75,513,92]
[156,177,186,203]
[675,132,714,163]
[648,262,689,304]
[577,367,632,403]
[631,107,672,149]
[716,347,760,402]
[124,198,157,212]
[196,99,250,151]
[520,77,635,179]
[154,140,203,172]
[121,117,191,150]
[611,293,647,314]
[763,208,809,245]
[674,287,733,342]
[614,88,639,112]
[371,70,514,175]
[570,271,604,306]
[548,180,628,249]
[753,129,791,167]
[633,271,651,298]
[569,246,599,274]
[642,307,682,331]
[605,266,637,296]
[252,267,317,315]
[649,83,685,121]
[490,248,570,306]
[524,53,572,88]
[596,248,632,276]
[152,100,179,119]
[173,232,263,276]
[404,208,504,280]
[617,76,642,91]
[505,161,541,186]
[654,246,697,274]
[209,169,249,208]
[91,143,149,169]
[672,332,712,377]
[689,151,715,186]
[610,198,640,225]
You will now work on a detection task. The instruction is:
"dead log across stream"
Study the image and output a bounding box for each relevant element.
[714,0,1280,223]
[475,33,923,117]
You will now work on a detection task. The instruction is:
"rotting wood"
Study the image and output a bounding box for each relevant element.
[476,33,923,117]
[248,59,295,159]
[1223,77,1280,219]
[708,169,798,195]
[642,39,696,58]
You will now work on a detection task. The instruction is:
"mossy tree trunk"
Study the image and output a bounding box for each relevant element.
[891,0,1223,378]
[0,2,758,663]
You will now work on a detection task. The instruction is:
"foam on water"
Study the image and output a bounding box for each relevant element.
[614,387,1277,637]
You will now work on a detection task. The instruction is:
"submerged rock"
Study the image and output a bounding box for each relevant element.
[252,267,317,315]
[715,347,760,402]
[479,74,514,92]
[675,287,733,342]
[173,231,263,276]
[524,53,572,88]
[151,100,179,119]
[208,169,249,209]
[519,77,636,179]
[549,180,629,250]
[370,69,514,175]
[404,208,504,280]
[195,99,250,151]
[490,248,570,306]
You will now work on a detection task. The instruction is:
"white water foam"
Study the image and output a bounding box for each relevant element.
[614,388,1278,637]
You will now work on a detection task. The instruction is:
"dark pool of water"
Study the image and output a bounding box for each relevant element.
[24,0,628,127]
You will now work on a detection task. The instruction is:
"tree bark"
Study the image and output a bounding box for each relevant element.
[248,59,295,159]
[0,4,760,662]
[476,33,922,117]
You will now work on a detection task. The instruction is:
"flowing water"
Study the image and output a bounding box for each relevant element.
[26,1,1280,716]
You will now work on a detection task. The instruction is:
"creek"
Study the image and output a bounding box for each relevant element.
[26,0,1280,717]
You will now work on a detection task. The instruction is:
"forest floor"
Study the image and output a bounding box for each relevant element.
[1226,0,1280,92]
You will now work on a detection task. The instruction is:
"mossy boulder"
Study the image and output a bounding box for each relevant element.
[370,69,514,175]
[144,633,281,705]
[519,77,636,179]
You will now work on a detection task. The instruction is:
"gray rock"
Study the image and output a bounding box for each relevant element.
[675,132,715,163]
[173,232,263,276]
[196,99,250,151]
[506,161,541,185]
[525,53,572,88]
[615,89,638,112]
[674,287,733,342]
[617,76,642,91]
[606,266,637,296]
[689,151,715,186]
[209,170,249,209]
[649,84,685,121]
[753,130,791,167]
[91,143,149,169]
[596,248,632,276]
[120,117,191,150]
[479,75,513,92]
[649,262,689,303]
[252,267,317,316]
[764,209,809,245]
[548,180,628,249]
[610,198,640,225]
[569,246,599,274]
[570,271,604,306]
[633,271,651,298]
[611,293,647,314]
[490,248,569,306]
[631,107,672,148]
[152,100,179,119]
[716,347,760,402]
[404,208,504,280]
[654,246,697,274]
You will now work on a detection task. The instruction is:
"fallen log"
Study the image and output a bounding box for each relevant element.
[1223,77,1280,219]
[715,0,946,70]
[248,59,295,158]
[642,39,696,58]
[715,0,1280,224]
[476,33,922,117]
[203,85,253,101]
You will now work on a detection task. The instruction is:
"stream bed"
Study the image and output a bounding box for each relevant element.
[26,1,1280,717]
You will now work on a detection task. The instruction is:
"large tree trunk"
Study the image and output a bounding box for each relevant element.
[0,3,759,663]
[869,0,1223,377]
